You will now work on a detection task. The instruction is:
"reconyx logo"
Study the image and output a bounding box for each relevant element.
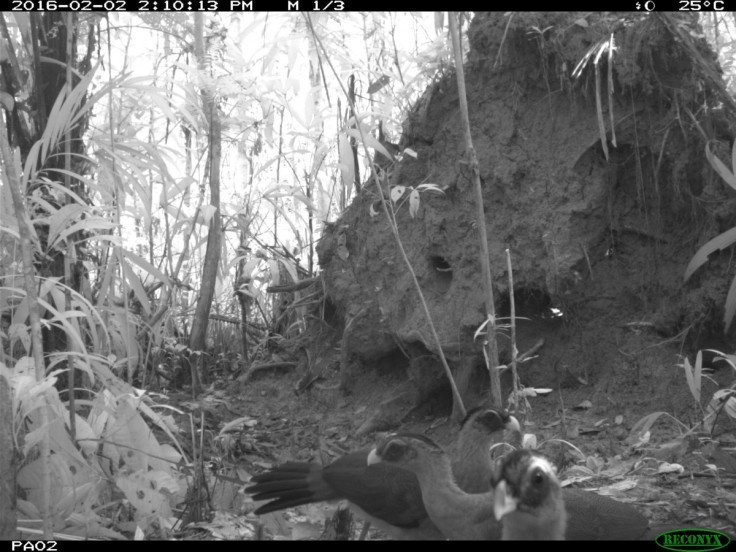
[656,529,731,552]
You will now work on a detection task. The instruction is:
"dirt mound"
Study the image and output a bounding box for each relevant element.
[315,12,736,433]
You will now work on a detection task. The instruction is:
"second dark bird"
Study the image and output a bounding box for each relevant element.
[246,407,520,539]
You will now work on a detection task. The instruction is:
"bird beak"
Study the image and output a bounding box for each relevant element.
[493,480,518,520]
[506,415,521,433]
[366,448,380,466]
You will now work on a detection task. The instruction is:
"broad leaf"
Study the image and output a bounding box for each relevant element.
[724,275,736,332]
[705,141,736,191]
[684,227,736,281]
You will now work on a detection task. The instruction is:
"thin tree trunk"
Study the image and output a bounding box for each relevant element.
[188,13,222,394]
[448,13,502,408]
[0,371,16,539]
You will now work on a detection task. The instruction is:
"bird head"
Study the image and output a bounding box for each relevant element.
[462,407,521,438]
[367,433,446,475]
[492,449,566,539]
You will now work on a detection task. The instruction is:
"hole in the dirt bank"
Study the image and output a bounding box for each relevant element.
[323,297,339,326]
[372,349,410,377]
[424,383,454,417]
[499,288,548,314]
[427,255,453,293]
[499,288,563,320]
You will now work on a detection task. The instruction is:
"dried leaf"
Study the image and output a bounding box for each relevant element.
[657,462,685,474]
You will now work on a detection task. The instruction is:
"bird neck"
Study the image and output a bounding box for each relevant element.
[413,454,498,540]
[412,452,456,489]
[451,431,496,493]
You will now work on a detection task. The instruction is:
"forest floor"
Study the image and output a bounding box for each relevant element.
[175,337,736,541]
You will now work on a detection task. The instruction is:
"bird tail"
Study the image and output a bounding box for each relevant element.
[246,462,340,514]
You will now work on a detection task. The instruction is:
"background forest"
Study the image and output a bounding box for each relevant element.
[2,10,736,540]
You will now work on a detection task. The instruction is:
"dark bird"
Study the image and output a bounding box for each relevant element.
[451,408,519,493]
[493,448,655,540]
[246,407,520,540]
[368,419,654,541]
[492,449,567,540]
[563,484,650,540]
[366,432,499,539]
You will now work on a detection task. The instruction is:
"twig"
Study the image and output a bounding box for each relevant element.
[518,338,545,362]
[494,13,514,68]
[449,12,503,407]
[506,249,522,415]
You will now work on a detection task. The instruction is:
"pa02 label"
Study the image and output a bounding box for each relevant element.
[656,529,731,552]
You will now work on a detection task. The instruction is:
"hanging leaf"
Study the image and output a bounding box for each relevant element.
[338,133,355,192]
[345,129,392,160]
[310,144,329,180]
[124,249,171,288]
[390,186,406,203]
[409,189,420,218]
[681,352,702,403]
[201,204,218,225]
[120,261,152,317]
[367,75,391,95]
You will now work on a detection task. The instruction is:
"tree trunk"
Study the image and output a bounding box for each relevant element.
[0,375,16,539]
[187,13,222,393]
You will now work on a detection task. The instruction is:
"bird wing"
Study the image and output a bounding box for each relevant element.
[564,488,649,540]
[323,454,429,529]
